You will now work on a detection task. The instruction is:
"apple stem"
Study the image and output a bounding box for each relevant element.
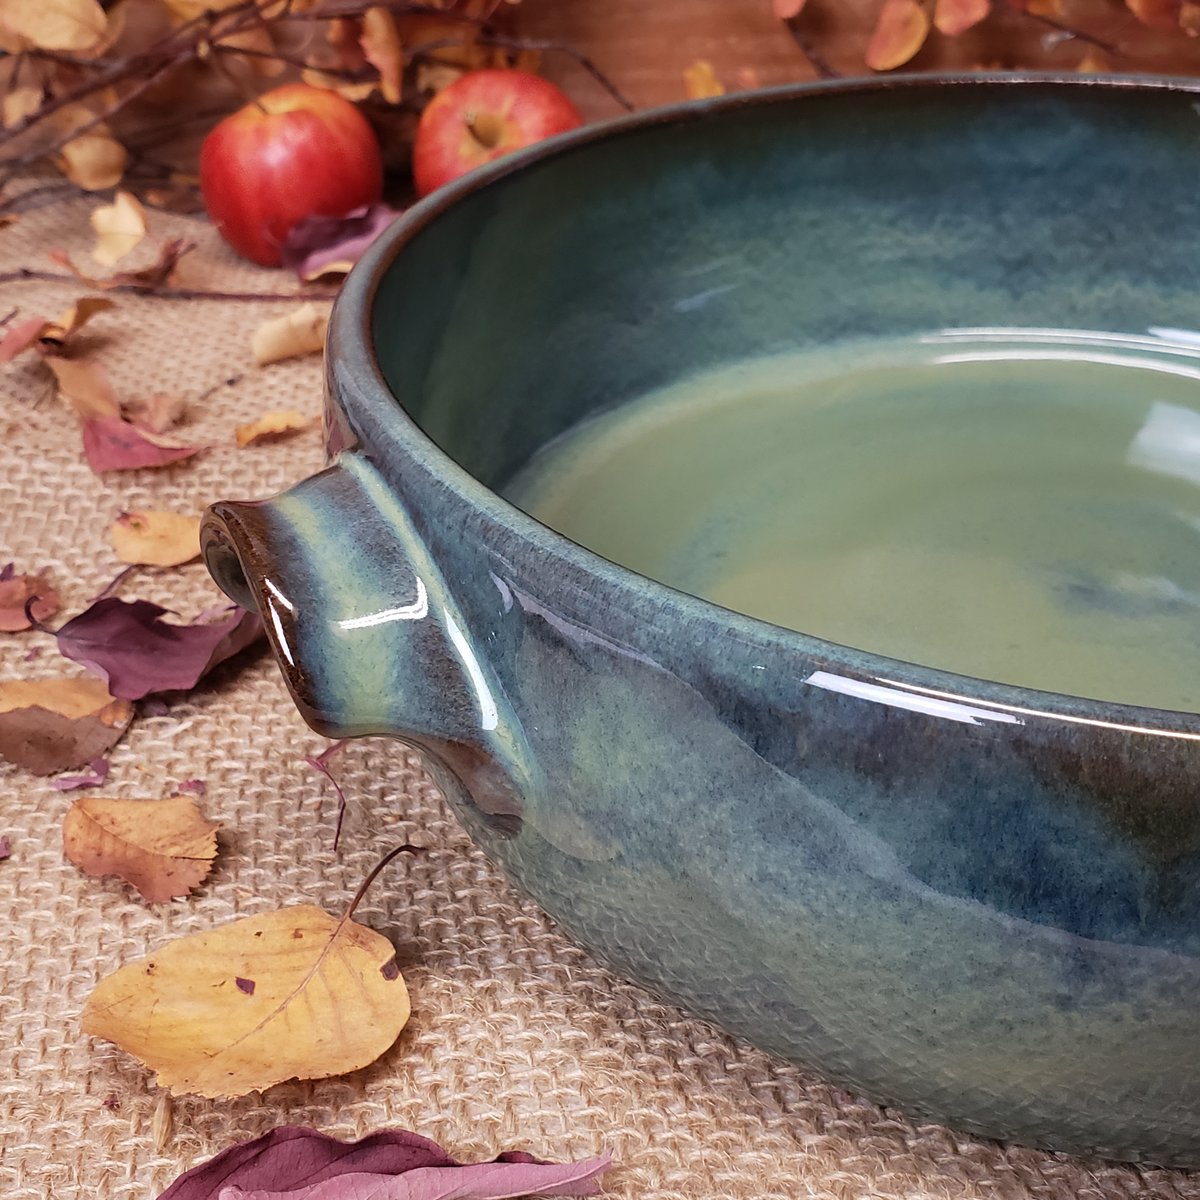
[464,108,504,151]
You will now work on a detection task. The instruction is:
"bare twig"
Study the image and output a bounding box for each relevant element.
[784,21,841,80]
[480,35,635,110]
[0,266,337,303]
[1020,10,1118,54]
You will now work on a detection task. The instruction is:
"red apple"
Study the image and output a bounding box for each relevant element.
[412,69,583,198]
[200,84,383,267]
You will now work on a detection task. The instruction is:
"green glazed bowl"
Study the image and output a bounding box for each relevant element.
[204,75,1200,1167]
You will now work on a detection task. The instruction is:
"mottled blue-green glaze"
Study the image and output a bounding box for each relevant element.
[204,78,1200,1166]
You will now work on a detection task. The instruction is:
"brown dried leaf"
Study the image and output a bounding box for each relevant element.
[361,7,404,104]
[63,794,218,902]
[933,0,990,34]
[773,0,808,16]
[235,409,313,447]
[0,676,134,775]
[683,60,725,100]
[1125,0,1180,26]
[91,191,147,266]
[866,0,932,71]
[110,511,201,567]
[0,570,60,632]
[251,304,330,365]
[3,85,43,129]
[55,125,126,191]
[81,904,411,1097]
[47,356,120,419]
[0,0,107,51]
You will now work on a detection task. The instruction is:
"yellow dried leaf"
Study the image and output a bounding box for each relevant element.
[866,0,932,71]
[361,7,404,104]
[235,409,313,447]
[56,125,127,191]
[300,69,378,103]
[110,510,201,567]
[933,0,989,34]
[0,675,133,775]
[63,795,218,902]
[47,356,120,419]
[91,191,146,266]
[251,304,330,365]
[44,295,115,343]
[1076,47,1111,71]
[683,60,725,100]
[0,0,107,51]
[81,904,411,1097]
[3,85,43,129]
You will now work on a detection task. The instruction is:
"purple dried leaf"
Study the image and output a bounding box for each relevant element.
[51,756,110,791]
[0,563,13,581]
[54,599,265,701]
[224,1156,614,1199]
[281,204,402,282]
[176,778,207,795]
[0,836,10,860]
[379,958,400,981]
[157,1127,610,1200]
[82,416,204,473]
[235,976,255,995]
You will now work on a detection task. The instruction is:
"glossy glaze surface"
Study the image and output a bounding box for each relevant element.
[204,78,1200,1166]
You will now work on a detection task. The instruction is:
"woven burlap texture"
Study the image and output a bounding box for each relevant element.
[0,192,1196,1200]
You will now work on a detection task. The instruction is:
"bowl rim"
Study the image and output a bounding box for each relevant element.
[332,70,1200,735]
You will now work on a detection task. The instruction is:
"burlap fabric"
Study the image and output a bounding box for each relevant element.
[1,190,1197,1200]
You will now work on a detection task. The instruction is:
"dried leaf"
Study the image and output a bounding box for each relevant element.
[281,203,401,282]
[1125,0,1179,25]
[49,357,120,419]
[414,61,465,95]
[50,755,109,790]
[91,191,147,266]
[46,296,116,343]
[773,0,808,16]
[50,238,194,292]
[157,1127,611,1200]
[683,60,725,100]
[56,125,127,191]
[0,316,49,363]
[0,675,133,775]
[933,0,990,34]
[0,836,9,860]
[235,409,313,447]
[0,0,107,51]
[82,416,204,473]
[1076,47,1111,70]
[252,304,330,365]
[299,69,379,103]
[110,511,201,567]
[866,0,932,70]
[55,599,263,700]
[82,904,411,1097]
[64,794,218,901]
[0,568,60,631]
[3,85,43,128]
[361,7,404,104]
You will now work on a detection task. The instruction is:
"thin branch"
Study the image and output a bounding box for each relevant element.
[480,35,635,110]
[1021,10,1118,54]
[343,842,423,920]
[784,21,841,79]
[0,267,337,303]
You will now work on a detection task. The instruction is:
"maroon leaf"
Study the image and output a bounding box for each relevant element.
[235,976,256,995]
[157,1127,611,1200]
[0,568,60,632]
[51,755,110,791]
[0,836,10,861]
[54,600,265,700]
[281,203,401,282]
[82,416,204,473]
[176,778,206,795]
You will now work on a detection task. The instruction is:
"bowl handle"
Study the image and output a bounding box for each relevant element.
[201,453,531,826]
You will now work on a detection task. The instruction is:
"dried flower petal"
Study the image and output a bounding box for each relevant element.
[281,203,400,282]
[50,755,110,791]
[0,569,60,632]
[866,0,932,71]
[91,191,147,266]
[683,60,725,100]
[252,304,330,365]
[110,511,201,567]
[235,409,312,447]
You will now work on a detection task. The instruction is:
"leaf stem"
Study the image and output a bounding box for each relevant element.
[343,842,423,921]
